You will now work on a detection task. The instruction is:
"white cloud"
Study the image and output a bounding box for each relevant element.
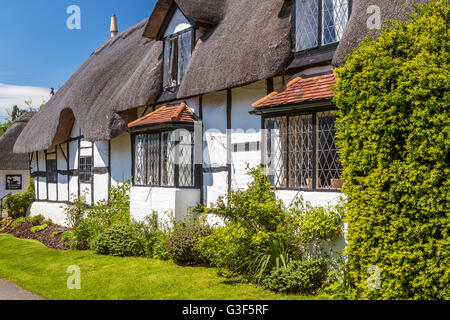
[0,83,50,117]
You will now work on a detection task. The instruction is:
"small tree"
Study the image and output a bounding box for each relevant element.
[333,1,449,299]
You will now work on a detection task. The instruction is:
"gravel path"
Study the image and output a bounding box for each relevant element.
[0,279,44,300]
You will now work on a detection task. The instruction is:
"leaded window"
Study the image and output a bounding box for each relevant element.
[177,130,194,187]
[133,130,195,188]
[161,132,176,186]
[264,110,343,190]
[163,30,193,89]
[317,111,342,189]
[79,156,92,184]
[295,0,351,51]
[46,159,57,184]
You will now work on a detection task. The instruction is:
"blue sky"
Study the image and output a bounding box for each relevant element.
[0,0,157,119]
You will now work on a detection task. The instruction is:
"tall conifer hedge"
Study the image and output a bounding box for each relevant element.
[333,0,449,299]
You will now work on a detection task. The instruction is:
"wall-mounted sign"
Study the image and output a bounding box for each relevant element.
[6,175,22,190]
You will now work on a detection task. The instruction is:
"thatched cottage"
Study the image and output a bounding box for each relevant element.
[0,112,35,206]
[12,0,426,225]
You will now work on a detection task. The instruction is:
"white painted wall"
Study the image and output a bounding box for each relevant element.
[28,201,68,226]
[276,190,343,208]
[110,133,131,186]
[130,186,200,225]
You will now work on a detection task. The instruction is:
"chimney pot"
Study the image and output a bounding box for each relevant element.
[110,15,118,38]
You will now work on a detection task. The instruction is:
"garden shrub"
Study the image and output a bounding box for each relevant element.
[262,257,329,295]
[30,224,48,233]
[0,217,13,231]
[212,166,288,233]
[30,214,45,226]
[289,201,344,256]
[92,224,144,257]
[165,225,212,265]
[324,253,359,300]
[151,232,170,260]
[4,177,35,219]
[333,0,449,299]
[199,167,342,283]
[61,231,76,248]
[88,182,131,228]
[63,182,131,250]
[10,216,30,229]
[249,237,291,283]
[130,211,174,260]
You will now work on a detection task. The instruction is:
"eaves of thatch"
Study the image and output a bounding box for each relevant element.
[333,0,429,66]
[143,0,226,39]
[0,112,35,170]
[14,20,162,154]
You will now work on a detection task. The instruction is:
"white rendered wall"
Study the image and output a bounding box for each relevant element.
[28,201,68,226]
[110,133,131,186]
[276,190,343,208]
[230,81,265,190]
[130,187,200,225]
[202,91,228,206]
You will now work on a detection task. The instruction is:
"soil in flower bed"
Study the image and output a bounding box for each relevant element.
[1,222,70,250]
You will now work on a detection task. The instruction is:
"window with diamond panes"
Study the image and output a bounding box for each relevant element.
[265,117,288,188]
[264,111,342,190]
[161,132,176,187]
[295,0,350,51]
[289,114,314,189]
[133,130,195,188]
[134,134,147,185]
[317,111,342,189]
[177,130,194,187]
[147,133,160,185]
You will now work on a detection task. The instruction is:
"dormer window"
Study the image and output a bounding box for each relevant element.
[162,9,194,90]
[294,0,351,52]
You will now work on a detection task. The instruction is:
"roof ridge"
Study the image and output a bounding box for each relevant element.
[252,77,302,108]
[171,102,187,122]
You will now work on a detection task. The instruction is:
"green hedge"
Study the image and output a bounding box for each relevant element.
[333,1,449,299]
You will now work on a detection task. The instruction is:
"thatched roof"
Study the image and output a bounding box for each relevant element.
[0,112,35,170]
[176,0,292,98]
[177,0,226,26]
[333,0,429,66]
[14,20,163,154]
[14,0,429,153]
[143,0,225,38]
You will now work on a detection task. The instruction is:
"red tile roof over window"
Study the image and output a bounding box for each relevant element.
[128,102,199,128]
[252,73,337,109]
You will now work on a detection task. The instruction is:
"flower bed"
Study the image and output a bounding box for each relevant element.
[1,220,70,250]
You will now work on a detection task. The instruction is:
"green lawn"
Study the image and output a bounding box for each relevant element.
[0,234,328,300]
